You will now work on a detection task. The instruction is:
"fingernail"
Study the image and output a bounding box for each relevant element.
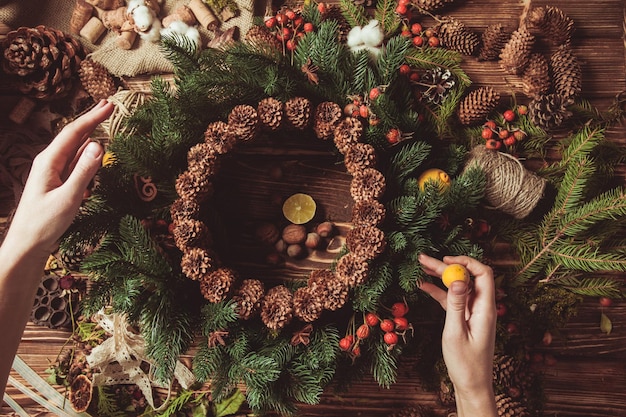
[450,280,467,295]
[85,141,103,159]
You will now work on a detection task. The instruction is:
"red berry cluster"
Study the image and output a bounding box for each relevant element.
[481,105,529,151]
[264,8,314,52]
[344,90,381,126]
[400,22,440,49]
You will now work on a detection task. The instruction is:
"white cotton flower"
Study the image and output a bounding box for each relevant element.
[347,26,363,48]
[361,20,384,47]
[161,21,201,51]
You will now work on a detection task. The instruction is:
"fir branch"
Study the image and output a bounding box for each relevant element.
[555,276,623,298]
[558,188,626,238]
[374,0,401,36]
[370,337,398,388]
[405,47,471,88]
[387,138,432,182]
[160,34,200,75]
[339,0,369,27]
[539,126,604,178]
[200,300,239,334]
[301,1,323,26]
[152,390,197,417]
[351,50,374,94]
[353,261,394,311]
[549,243,626,273]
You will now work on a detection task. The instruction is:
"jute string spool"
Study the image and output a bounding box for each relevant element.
[101,89,147,140]
[464,145,546,219]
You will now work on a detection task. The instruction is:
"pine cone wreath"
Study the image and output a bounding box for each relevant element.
[257,97,283,131]
[528,93,573,130]
[292,286,324,322]
[232,279,265,319]
[437,17,480,56]
[478,24,511,61]
[352,199,386,227]
[181,247,217,280]
[521,53,551,99]
[412,0,455,12]
[200,267,236,303]
[2,25,85,100]
[204,120,237,154]
[346,225,386,260]
[260,285,294,330]
[78,59,117,102]
[228,104,259,142]
[307,269,349,311]
[313,101,343,140]
[499,27,535,75]
[350,167,386,202]
[550,44,582,101]
[526,5,574,46]
[244,25,281,51]
[170,198,201,224]
[495,394,530,417]
[175,170,213,203]
[344,143,377,175]
[284,96,312,130]
[457,86,500,126]
[172,218,212,251]
[335,252,369,288]
[334,117,363,154]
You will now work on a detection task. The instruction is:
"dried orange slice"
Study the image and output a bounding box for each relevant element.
[282,193,317,224]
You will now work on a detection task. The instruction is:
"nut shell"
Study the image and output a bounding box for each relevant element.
[282,224,307,244]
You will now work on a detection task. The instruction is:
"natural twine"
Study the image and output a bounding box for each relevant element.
[464,145,546,220]
[100,89,147,141]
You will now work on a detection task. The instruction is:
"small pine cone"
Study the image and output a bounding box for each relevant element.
[351,199,386,227]
[346,225,386,260]
[260,285,293,330]
[313,101,343,140]
[495,394,530,417]
[344,143,377,175]
[335,252,369,288]
[437,17,480,56]
[293,286,324,322]
[175,170,213,203]
[245,25,282,51]
[390,405,432,417]
[350,168,386,203]
[170,198,201,223]
[200,267,236,303]
[499,28,535,75]
[307,269,349,311]
[478,24,511,61]
[233,279,265,320]
[228,104,259,142]
[78,59,117,101]
[457,86,501,126]
[204,121,237,154]
[173,218,212,251]
[187,143,219,176]
[412,0,454,12]
[284,97,312,130]
[528,93,573,130]
[526,6,574,46]
[550,44,582,101]
[334,117,363,154]
[493,355,527,390]
[181,247,217,280]
[521,53,551,99]
[257,97,283,131]
[323,5,351,42]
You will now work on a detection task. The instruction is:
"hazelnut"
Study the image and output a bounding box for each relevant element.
[255,222,280,246]
[305,232,321,249]
[316,221,335,238]
[282,224,306,244]
[275,239,288,253]
[286,244,305,259]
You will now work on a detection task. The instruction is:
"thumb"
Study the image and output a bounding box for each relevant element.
[444,280,468,333]
[64,141,103,196]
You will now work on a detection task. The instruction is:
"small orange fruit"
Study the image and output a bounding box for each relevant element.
[417,168,451,192]
[282,193,317,224]
[441,263,470,288]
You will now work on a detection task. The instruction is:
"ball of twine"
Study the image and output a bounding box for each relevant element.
[100,89,147,141]
[464,145,546,219]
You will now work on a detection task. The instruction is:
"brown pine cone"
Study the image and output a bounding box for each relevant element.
[437,17,479,56]
[499,28,535,75]
[478,24,511,61]
[187,143,219,176]
[293,286,324,322]
[284,97,312,130]
[526,5,574,46]
[228,104,259,142]
[78,59,117,101]
[334,117,363,154]
[257,97,283,131]
[204,121,237,154]
[233,279,265,320]
[457,86,500,126]
[172,218,212,251]
[521,53,551,99]
[351,199,386,227]
[244,25,282,51]
[170,198,201,224]
[350,168,386,203]
[346,225,386,260]
[181,247,217,280]
[495,394,530,417]
[260,285,294,330]
[199,267,236,303]
[528,93,573,130]
[308,269,349,311]
[412,0,455,12]
[550,44,582,101]
[335,253,369,288]
[2,25,85,100]
[313,101,343,140]
[175,170,213,203]
[344,143,377,175]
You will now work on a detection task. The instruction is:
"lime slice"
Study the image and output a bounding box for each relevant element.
[282,193,317,224]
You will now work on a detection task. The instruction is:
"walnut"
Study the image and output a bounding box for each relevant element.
[282,224,307,245]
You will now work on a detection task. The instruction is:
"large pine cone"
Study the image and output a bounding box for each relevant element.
[244,25,281,51]
[526,5,574,46]
[499,28,534,75]
[478,24,511,61]
[550,44,582,101]
[284,96,312,130]
[2,25,85,100]
[528,93,573,130]
[413,0,455,12]
[521,53,551,99]
[495,394,530,417]
[457,86,500,126]
[292,286,324,322]
[437,17,479,56]
[260,285,294,330]
[78,59,116,101]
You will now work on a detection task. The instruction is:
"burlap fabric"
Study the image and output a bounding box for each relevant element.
[0,0,255,77]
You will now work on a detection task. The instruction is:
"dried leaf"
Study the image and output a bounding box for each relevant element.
[600,312,612,335]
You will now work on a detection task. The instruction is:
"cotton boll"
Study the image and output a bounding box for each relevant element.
[361,20,384,47]
[347,26,364,48]
[132,5,154,32]
[137,12,162,42]
[161,20,201,50]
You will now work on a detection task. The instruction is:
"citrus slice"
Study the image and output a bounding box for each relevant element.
[417,168,451,192]
[282,193,317,224]
[441,264,470,288]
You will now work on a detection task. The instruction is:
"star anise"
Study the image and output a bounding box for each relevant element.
[290,324,313,346]
[208,330,229,348]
